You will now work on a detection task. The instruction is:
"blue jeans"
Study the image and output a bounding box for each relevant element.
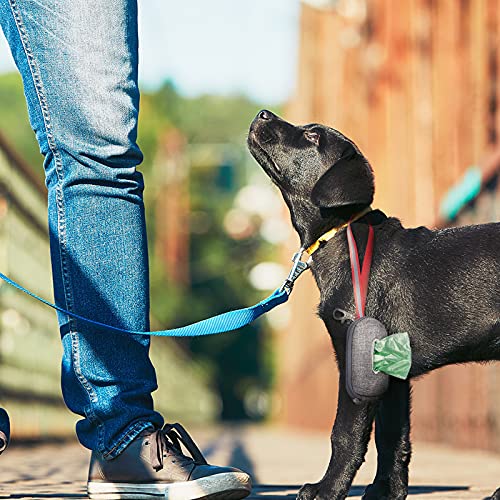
[0,0,164,457]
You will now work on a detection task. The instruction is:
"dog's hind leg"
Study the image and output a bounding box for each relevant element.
[298,383,377,500]
[363,378,411,500]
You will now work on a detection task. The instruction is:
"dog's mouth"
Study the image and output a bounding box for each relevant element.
[248,131,281,180]
[256,141,281,174]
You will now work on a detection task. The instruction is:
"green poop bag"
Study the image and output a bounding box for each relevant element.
[373,332,412,380]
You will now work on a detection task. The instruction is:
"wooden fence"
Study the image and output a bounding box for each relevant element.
[277,0,500,451]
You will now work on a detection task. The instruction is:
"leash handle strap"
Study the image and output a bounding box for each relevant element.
[0,271,289,337]
[346,224,374,318]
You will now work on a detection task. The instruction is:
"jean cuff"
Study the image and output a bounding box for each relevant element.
[102,421,156,460]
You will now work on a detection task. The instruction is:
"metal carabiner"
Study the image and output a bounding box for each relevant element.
[280,248,310,293]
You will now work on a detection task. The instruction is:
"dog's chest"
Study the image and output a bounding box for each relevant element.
[310,253,355,318]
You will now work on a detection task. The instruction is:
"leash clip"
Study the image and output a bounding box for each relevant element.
[333,308,355,325]
[280,248,310,294]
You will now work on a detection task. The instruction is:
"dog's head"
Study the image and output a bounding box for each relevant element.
[247,110,374,246]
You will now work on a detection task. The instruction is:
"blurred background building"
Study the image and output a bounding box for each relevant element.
[0,0,499,456]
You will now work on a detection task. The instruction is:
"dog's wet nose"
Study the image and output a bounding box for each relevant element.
[258,109,274,121]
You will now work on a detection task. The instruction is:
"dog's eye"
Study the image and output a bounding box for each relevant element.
[304,131,320,146]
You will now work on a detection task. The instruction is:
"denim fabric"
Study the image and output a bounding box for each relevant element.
[0,0,164,457]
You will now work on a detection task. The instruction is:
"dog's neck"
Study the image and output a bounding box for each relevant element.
[305,209,390,299]
[303,206,371,256]
[285,196,374,249]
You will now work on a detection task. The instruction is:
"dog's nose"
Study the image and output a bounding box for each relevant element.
[258,109,274,121]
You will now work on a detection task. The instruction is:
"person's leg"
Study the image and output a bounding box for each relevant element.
[0,0,163,457]
[1,3,252,497]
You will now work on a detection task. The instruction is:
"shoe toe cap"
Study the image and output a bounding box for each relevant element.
[190,464,249,481]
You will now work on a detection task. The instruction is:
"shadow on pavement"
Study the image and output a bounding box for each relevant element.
[0,484,471,499]
[249,484,470,498]
[406,485,469,495]
[228,437,258,483]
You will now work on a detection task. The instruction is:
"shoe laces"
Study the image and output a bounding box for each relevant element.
[151,423,208,472]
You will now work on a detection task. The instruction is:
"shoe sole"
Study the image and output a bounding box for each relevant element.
[87,471,251,500]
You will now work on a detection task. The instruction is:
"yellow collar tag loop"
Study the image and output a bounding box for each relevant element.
[305,206,373,256]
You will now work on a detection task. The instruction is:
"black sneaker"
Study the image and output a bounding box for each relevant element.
[87,423,251,500]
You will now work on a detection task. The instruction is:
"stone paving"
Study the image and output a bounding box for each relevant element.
[0,426,499,499]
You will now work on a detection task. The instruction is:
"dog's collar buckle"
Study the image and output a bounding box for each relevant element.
[305,206,373,257]
[280,248,310,294]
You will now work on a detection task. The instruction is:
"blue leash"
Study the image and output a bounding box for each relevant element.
[0,251,309,337]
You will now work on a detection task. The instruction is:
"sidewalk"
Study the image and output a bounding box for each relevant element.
[0,425,499,499]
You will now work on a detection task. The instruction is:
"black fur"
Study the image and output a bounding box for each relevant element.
[248,110,500,500]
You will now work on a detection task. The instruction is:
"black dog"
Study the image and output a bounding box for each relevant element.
[248,110,500,500]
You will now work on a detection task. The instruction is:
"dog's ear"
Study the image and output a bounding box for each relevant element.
[311,151,374,209]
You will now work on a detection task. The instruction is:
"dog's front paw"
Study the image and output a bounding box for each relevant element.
[297,482,321,500]
[363,480,407,500]
[298,481,344,500]
[362,480,389,500]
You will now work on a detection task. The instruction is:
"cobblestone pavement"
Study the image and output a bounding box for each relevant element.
[0,426,499,499]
